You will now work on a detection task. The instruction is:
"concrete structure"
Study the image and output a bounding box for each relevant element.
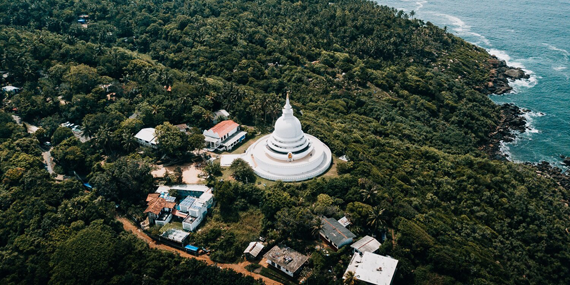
[244,241,264,260]
[351,235,381,255]
[265,245,309,277]
[182,214,204,232]
[135,128,158,148]
[161,229,189,245]
[320,216,356,250]
[203,120,246,151]
[160,185,213,232]
[157,184,210,197]
[238,94,332,182]
[213,109,230,123]
[344,252,398,285]
[179,196,197,213]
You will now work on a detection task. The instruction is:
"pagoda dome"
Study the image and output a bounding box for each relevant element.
[273,114,303,141]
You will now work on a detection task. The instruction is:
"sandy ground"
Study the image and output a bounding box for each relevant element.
[151,162,205,184]
[117,217,280,285]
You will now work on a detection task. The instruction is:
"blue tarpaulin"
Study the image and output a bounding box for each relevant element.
[185,245,199,252]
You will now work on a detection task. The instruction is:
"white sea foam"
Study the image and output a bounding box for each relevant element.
[499,140,513,161]
[543,43,570,62]
[428,12,491,46]
[397,0,427,12]
[522,110,544,134]
[415,0,427,11]
[553,66,567,71]
[487,48,539,92]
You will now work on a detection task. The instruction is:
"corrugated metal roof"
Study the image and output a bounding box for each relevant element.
[320,217,356,247]
[351,235,381,253]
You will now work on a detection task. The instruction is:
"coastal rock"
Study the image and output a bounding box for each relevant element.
[479,56,529,95]
[504,68,527,79]
[563,158,570,166]
[482,103,528,159]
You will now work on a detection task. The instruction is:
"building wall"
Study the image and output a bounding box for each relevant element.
[267,259,295,277]
[156,214,172,226]
[182,215,203,231]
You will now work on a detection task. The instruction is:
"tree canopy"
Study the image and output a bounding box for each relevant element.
[0,0,569,284]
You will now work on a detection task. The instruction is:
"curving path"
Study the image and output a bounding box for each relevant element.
[117,217,281,285]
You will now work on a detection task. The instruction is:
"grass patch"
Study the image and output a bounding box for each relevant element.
[160,222,184,233]
[260,267,299,285]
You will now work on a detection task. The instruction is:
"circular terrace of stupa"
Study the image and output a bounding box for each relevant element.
[242,94,332,182]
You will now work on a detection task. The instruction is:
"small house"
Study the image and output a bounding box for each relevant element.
[213,109,230,123]
[244,242,264,260]
[320,216,356,250]
[135,128,158,148]
[175,123,190,133]
[344,252,398,285]
[351,235,381,255]
[182,214,203,232]
[144,193,176,226]
[203,120,246,151]
[264,245,309,277]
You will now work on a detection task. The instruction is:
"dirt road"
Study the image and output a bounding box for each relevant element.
[117,217,281,285]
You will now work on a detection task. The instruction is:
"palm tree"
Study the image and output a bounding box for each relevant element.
[368,206,386,236]
[344,270,358,285]
[311,222,324,239]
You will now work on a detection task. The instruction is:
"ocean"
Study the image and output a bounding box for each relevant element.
[375,0,570,167]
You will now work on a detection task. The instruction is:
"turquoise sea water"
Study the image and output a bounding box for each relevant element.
[376,0,570,167]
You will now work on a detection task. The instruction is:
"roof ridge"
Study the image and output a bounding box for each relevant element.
[324,218,348,239]
[357,237,375,250]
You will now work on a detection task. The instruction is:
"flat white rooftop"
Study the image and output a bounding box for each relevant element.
[345,252,398,285]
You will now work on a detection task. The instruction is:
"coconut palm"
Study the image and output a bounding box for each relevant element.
[368,206,386,235]
[344,270,358,285]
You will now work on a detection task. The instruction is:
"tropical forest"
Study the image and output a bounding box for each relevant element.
[0,0,569,284]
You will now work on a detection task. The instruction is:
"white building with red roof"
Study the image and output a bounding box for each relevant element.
[203,120,247,151]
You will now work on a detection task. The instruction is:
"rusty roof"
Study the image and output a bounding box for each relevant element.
[144,194,176,215]
[209,120,239,137]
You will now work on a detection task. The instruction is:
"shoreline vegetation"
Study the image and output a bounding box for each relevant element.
[480,57,570,191]
[1,0,570,284]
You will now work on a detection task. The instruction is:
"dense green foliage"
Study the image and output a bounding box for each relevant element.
[0,119,261,284]
[1,0,569,284]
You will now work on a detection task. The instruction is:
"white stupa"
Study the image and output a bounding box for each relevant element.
[242,94,332,181]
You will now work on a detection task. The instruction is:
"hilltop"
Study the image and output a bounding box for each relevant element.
[1,0,569,284]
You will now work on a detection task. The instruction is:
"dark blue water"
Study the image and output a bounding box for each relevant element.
[376,0,570,166]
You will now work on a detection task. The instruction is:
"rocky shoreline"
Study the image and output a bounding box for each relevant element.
[479,56,530,95]
[479,56,570,189]
[481,103,528,160]
[479,56,530,160]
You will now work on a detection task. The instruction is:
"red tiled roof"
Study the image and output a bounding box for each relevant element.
[144,194,176,215]
[146,193,160,202]
[209,120,239,137]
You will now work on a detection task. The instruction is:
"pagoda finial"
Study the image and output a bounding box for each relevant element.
[284,91,292,109]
